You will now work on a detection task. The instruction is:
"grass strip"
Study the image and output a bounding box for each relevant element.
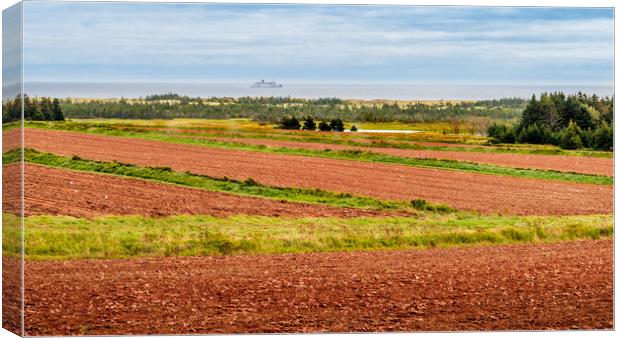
[145,126,613,158]
[8,213,612,260]
[6,148,420,211]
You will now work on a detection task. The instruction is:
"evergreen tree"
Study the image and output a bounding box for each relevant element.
[561,97,593,130]
[52,98,65,121]
[539,93,561,130]
[559,121,583,150]
[301,116,316,131]
[40,97,53,120]
[520,95,545,129]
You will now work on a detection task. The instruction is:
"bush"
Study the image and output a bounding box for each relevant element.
[487,123,516,144]
[517,124,543,144]
[410,199,454,213]
[350,125,358,132]
[318,121,331,131]
[244,177,258,186]
[410,199,429,210]
[592,123,613,151]
[542,127,561,145]
[278,116,301,130]
[329,118,345,132]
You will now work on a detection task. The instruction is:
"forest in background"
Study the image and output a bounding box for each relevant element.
[488,92,613,150]
[54,94,526,124]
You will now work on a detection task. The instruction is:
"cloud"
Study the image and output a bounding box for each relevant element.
[21,2,614,84]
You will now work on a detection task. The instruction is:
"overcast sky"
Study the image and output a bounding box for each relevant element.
[20,2,614,85]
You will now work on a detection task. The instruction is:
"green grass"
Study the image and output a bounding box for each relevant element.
[7,148,421,211]
[2,122,21,131]
[11,213,612,260]
[25,122,613,185]
[2,213,22,257]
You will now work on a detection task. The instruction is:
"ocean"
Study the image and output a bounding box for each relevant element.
[22,82,614,101]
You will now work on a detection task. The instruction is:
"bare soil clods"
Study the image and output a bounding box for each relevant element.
[24,240,613,335]
[18,163,396,218]
[24,129,613,215]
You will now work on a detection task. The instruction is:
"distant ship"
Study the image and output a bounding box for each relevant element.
[251,79,283,88]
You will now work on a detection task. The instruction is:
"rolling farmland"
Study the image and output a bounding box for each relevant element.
[5,118,614,334]
[1,2,615,335]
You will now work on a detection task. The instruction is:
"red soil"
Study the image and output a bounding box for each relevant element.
[12,163,396,218]
[2,257,22,336]
[23,128,613,215]
[2,162,22,216]
[2,128,22,152]
[210,136,613,176]
[126,125,613,173]
[24,240,613,335]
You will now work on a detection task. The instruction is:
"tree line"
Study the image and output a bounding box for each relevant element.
[2,94,65,123]
[57,94,525,123]
[488,92,613,150]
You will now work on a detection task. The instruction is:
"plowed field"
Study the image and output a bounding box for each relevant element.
[24,239,613,335]
[94,125,612,175]
[209,136,613,176]
[24,129,613,215]
[15,163,394,218]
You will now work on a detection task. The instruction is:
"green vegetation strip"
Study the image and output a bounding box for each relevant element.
[27,122,613,185]
[145,128,612,158]
[5,213,612,260]
[36,119,615,157]
[6,148,418,211]
[2,121,21,131]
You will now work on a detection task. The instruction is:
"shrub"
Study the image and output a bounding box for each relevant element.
[517,124,543,144]
[329,118,345,132]
[410,199,454,213]
[350,125,358,132]
[244,177,258,186]
[278,116,301,130]
[410,199,429,210]
[487,123,516,144]
[318,121,331,131]
[593,122,613,151]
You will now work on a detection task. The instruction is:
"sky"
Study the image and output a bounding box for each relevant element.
[17,2,615,86]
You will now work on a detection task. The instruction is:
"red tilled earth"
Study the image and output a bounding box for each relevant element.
[24,129,613,215]
[2,257,22,336]
[24,240,613,335]
[207,136,613,176]
[8,163,400,218]
[2,162,22,217]
[2,128,21,153]
[107,126,613,175]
